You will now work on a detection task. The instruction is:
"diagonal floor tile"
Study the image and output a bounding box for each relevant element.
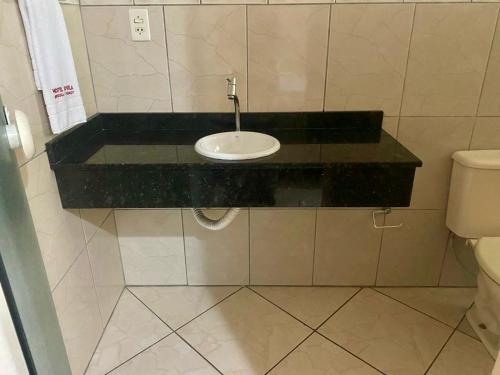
[109,333,219,375]
[269,333,381,375]
[375,287,476,327]
[86,290,171,375]
[178,288,312,374]
[319,288,452,375]
[251,286,359,328]
[129,286,239,330]
[427,331,494,375]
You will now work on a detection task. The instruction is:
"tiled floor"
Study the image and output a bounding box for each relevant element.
[84,286,494,375]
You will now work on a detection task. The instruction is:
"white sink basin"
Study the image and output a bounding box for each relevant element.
[195,131,280,160]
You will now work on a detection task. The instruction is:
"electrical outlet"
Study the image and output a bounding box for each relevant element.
[129,9,151,42]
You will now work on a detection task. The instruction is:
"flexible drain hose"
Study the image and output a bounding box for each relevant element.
[192,208,240,231]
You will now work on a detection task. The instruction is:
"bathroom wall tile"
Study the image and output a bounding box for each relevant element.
[182,209,249,285]
[319,288,452,375]
[86,290,171,375]
[115,209,186,285]
[86,214,125,325]
[0,0,53,165]
[137,0,199,4]
[247,5,330,111]
[325,4,414,116]
[427,331,494,375]
[80,208,112,243]
[82,6,172,112]
[375,287,475,327]
[250,209,316,285]
[397,117,475,209]
[61,5,97,118]
[203,0,265,4]
[165,5,247,112]
[81,0,133,5]
[313,210,383,285]
[439,236,478,287]
[20,153,86,290]
[470,117,500,150]
[478,18,500,116]
[382,117,399,138]
[337,0,401,3]
[401,4,498,116]
[52,250,103,375]
[270,0,332,3]
[376,210,449,286]
[270,333,381,375]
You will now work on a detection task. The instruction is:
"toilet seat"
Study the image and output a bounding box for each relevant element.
[476,237,500,284]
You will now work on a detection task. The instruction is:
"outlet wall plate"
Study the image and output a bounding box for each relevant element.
[129,9,151,42]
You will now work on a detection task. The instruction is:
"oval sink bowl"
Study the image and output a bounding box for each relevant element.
[195,131,280,161]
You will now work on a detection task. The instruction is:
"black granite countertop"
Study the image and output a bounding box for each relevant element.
[46,111,422,208]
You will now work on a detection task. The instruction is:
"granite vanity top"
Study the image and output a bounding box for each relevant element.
[46,111,422,208]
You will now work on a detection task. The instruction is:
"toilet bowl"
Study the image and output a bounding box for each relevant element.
[467,237,500,358]
[446,150,500,359]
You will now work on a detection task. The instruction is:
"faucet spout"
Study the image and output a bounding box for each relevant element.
[226,77,240,132]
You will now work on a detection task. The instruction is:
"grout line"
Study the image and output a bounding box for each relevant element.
[248,209,252,284]
[111,210,128,286]
[104,332,173,374]
[423,327,456,374]
[373,288,460,329]
[456,314,481,342]
[437,231,453,286]
[247,286,316,330]
[83,287,127,375]
[373,210,387,285]
[162,6,175,113]
[245,5,250,112]
[316,331,388,375]
[179,209,189,285]
[50,245,87,293]
[314,287,362,330]
[173,332,224,375]
[397,3,417,118]
[322,4,333,112]
[264,331,316,374]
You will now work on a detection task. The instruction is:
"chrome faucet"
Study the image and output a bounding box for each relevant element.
[226,77,240,132]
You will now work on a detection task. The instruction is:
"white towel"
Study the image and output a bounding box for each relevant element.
[18,0,86,134]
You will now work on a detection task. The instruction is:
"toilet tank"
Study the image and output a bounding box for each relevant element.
[446,150,500,238]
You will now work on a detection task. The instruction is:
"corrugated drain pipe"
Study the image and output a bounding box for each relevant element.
[192,208,240,230]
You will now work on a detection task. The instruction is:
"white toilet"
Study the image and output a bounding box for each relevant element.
[446,149,500,358]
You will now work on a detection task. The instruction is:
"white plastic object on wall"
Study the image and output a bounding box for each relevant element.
[4,108,35,160]
[192,208,240,231]
[129,9,151,42]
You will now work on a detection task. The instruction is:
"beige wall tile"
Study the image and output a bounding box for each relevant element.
[470,117,500,149]
[82,6,172,112]
[115,209,186,285]
[325,4,414,116]
[137,0,199,3]
[165,5,247,112]
[86,213,124,325]
[20,153,86,290]
[478,14,500,115]
[376,210,449,286]
[250,209,316,285]
[439,236,478,287]
[248,5,330,111]
[62,4,97,118]
[183,209,249,285]
[81,0,133,4]
[52,250,103,375]
[401,4,499,116]
[398,117,475,209]
[80,208,112,243]
[314,210,382,285]
[382,116,399,138]
[203,0,265,4]
[270,0,332,3]
[0,0,53,165]
[337,0,401,3]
